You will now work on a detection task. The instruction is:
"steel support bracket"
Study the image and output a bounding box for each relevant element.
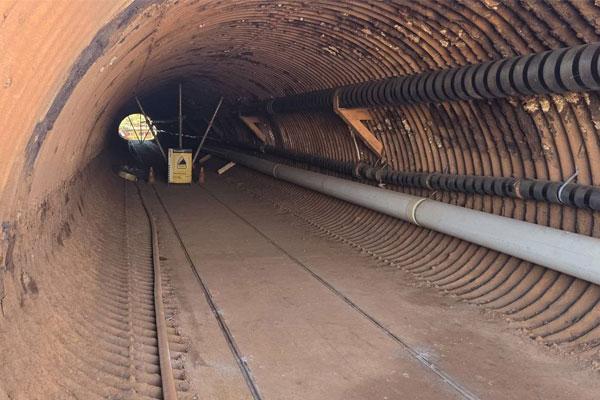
[239,115,268,143]
[333,92,383,156]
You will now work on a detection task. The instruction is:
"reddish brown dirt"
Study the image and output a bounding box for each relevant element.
[3,2,600,393]
[221,160,600,369]
[0,159,189,400]
[140,170,600,400]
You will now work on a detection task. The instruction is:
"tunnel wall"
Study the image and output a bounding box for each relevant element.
[0,156,134,398]
[216,160,600,370]
[4,0,599,236]
[2,1,600,393]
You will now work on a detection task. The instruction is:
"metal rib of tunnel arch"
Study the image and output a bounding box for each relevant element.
[2,1,600,399]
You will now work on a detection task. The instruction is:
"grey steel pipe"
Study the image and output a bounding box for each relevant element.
[207,146,600,286]
[210,140,600,211]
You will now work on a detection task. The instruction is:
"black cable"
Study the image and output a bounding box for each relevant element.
[241,43,600,114]
[213,141,600,211]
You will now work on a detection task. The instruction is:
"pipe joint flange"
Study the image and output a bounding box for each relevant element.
[418,173,431,190]
[511,178,523,199]
[428,173,442,190]
[407,198,428,226]
[407,197,428,226]
[272,163,281,178]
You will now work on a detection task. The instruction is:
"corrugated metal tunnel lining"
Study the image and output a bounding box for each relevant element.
[1,1,600,399]
[4,1,600,215]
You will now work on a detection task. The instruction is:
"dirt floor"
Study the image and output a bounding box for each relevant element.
[136,168,600,400]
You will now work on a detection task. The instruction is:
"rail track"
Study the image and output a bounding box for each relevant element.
[220,166,600,368]
[141,182,482,400]
[86,182,188,400]
[201,185,480,400]
[140,184,264,400]
[136,183,180,400]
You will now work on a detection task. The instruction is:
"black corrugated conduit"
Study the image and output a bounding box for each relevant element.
[212,141,600,211]
[206,145,600,287]
[241,42,600,114]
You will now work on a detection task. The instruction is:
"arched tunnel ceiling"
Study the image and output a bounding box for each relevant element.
[1,0,600,241]
[3,2,600,396]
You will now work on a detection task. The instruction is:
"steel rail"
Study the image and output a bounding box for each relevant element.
[202,184,480,400]
[150,185,263,400]
[136,183,178,400]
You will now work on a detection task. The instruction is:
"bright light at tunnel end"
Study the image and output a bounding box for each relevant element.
[118,113,155,141]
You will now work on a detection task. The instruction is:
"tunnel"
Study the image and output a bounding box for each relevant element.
[2,0,600,399]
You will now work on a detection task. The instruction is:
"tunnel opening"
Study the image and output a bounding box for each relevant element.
[118,113,155,142]
[2,1,600,399]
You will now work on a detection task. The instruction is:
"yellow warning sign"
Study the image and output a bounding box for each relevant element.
[168,148,192,184]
